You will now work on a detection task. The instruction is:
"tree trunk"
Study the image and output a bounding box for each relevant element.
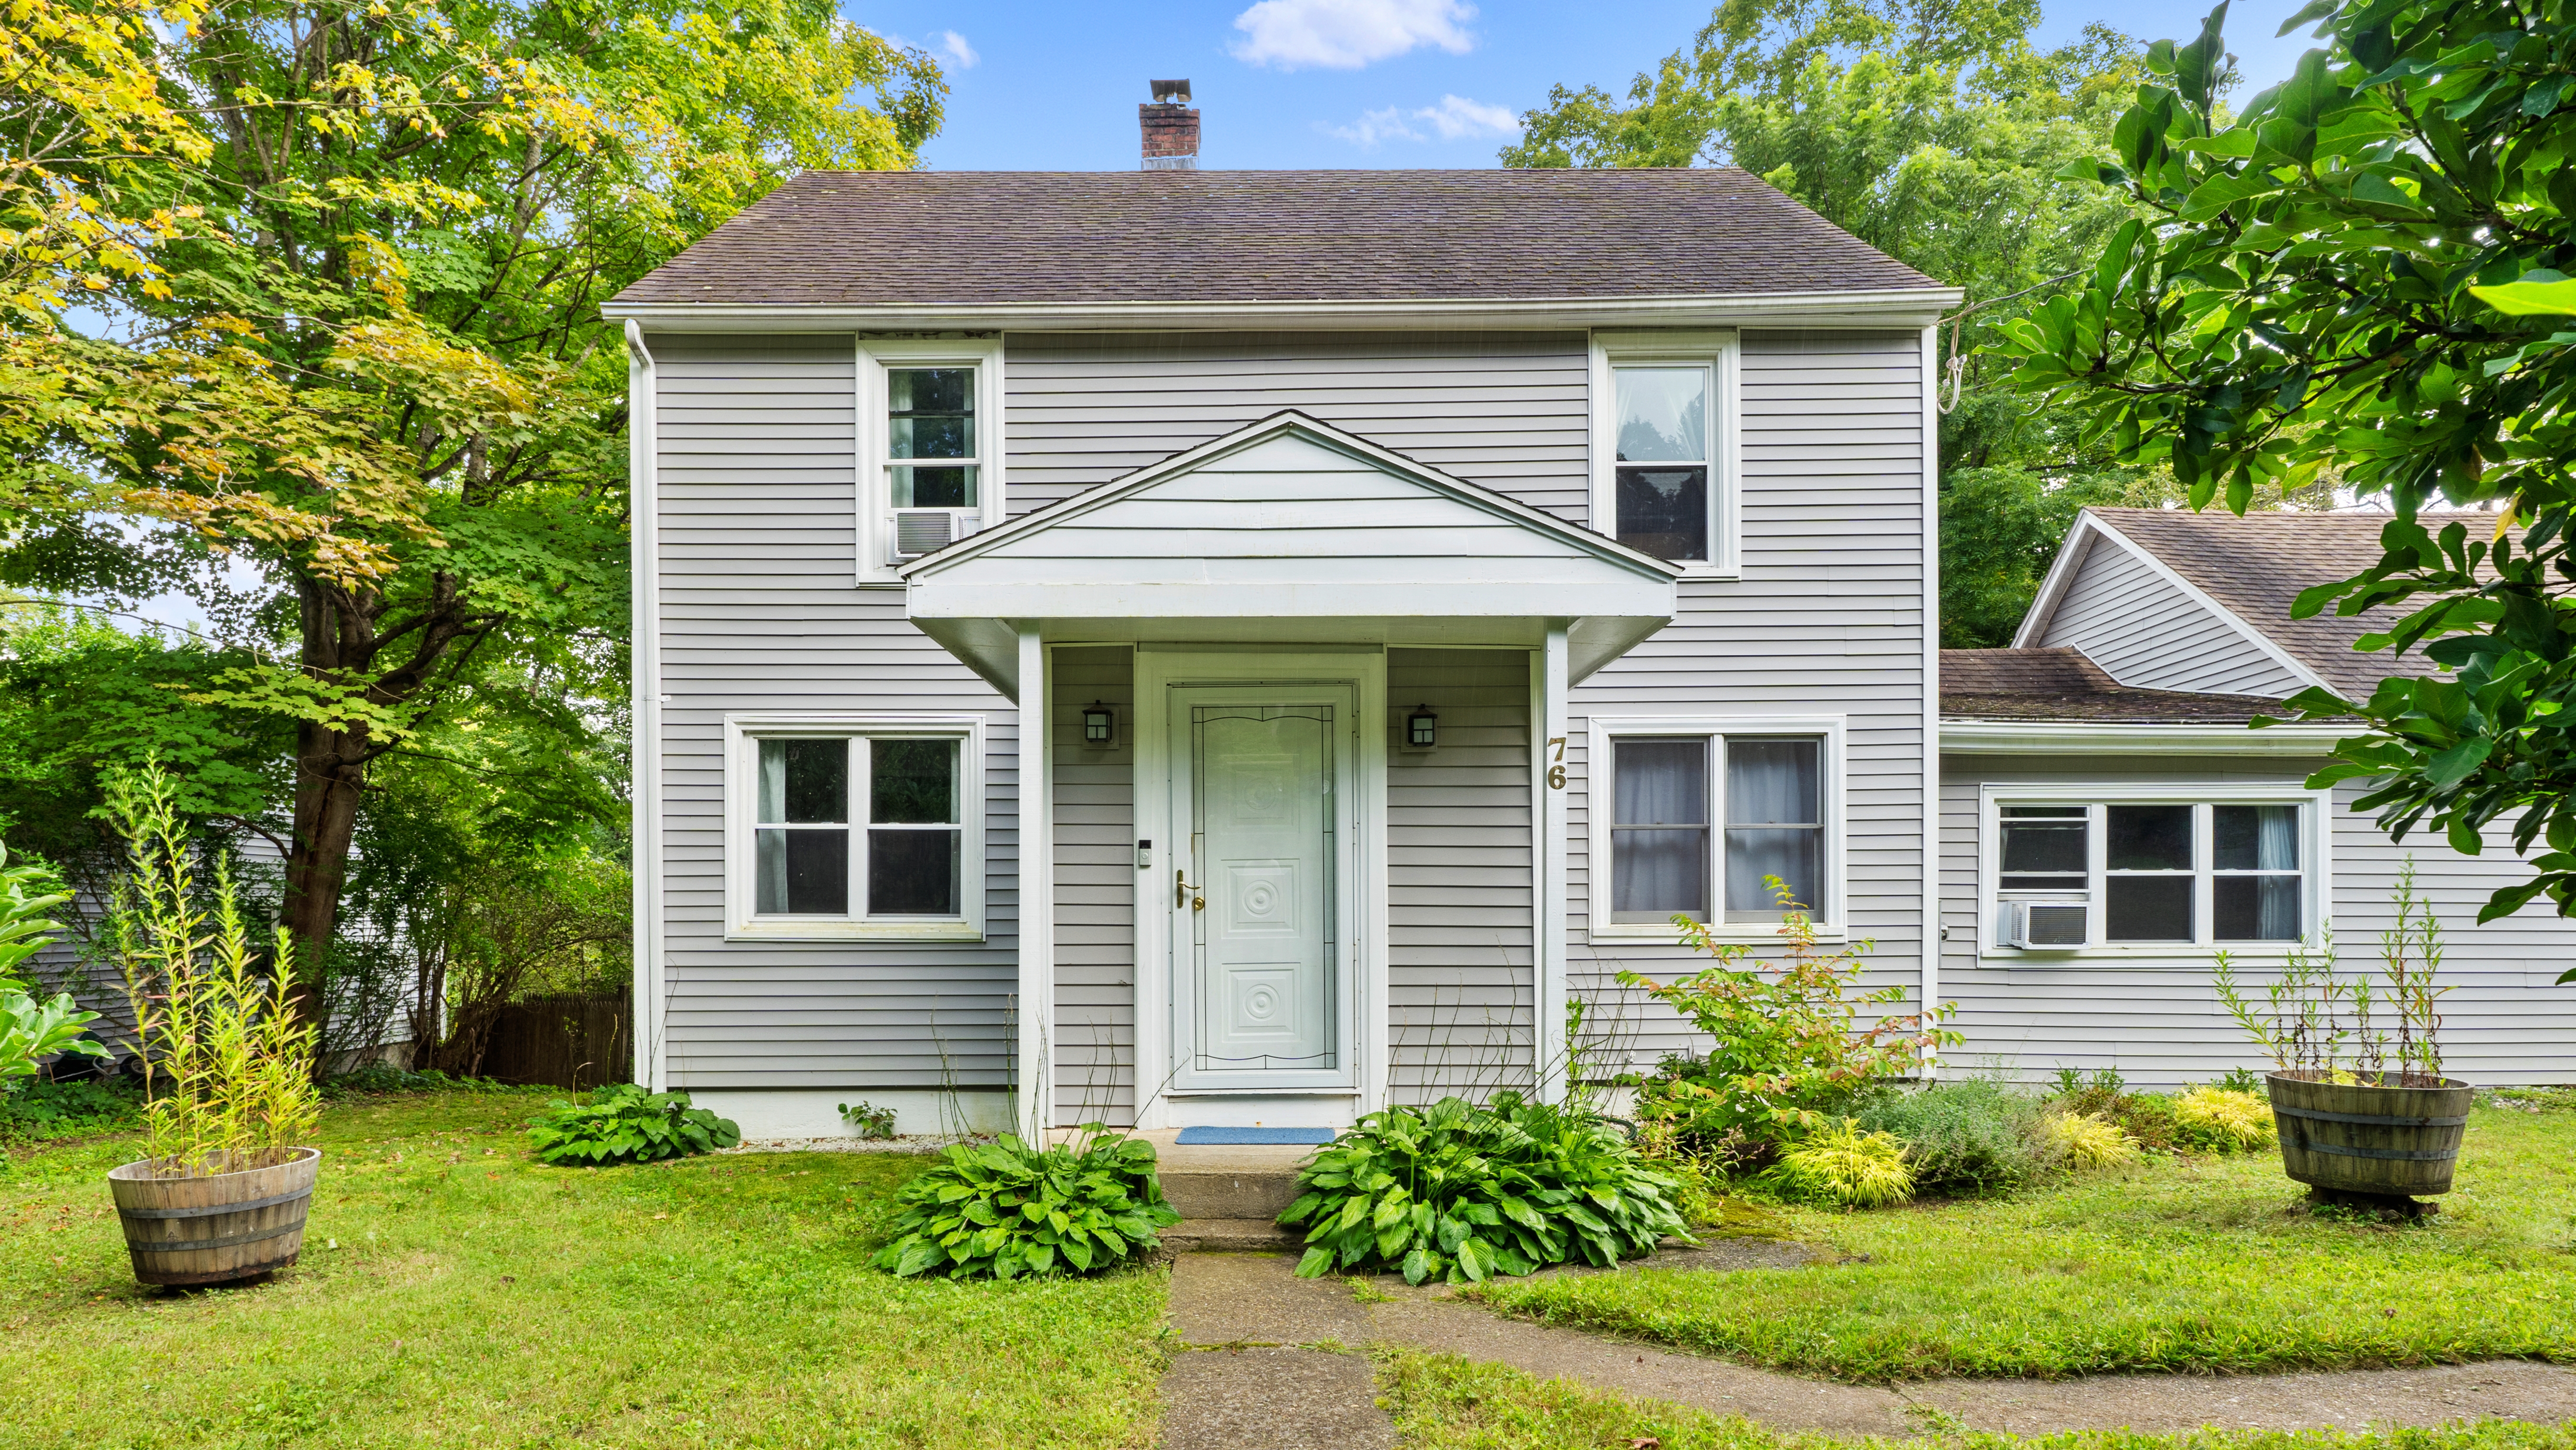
[281,716,368,1039]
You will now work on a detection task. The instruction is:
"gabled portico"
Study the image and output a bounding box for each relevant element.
[899,412,1681,1131]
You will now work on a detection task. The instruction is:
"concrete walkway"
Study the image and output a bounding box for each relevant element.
[1158,1249,2576,1446]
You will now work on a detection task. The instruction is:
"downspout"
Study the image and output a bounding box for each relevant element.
[626,319,666,1090]
[1919,323,1943,1078]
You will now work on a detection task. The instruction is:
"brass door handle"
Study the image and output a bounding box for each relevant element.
[1176,869,1203,911]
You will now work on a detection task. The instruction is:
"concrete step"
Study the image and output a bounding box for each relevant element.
[1153,1141,1314,1221]
[1165,1217,1310,1254]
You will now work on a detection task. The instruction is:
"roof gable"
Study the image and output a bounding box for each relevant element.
[2022,508,2473,701]
[900,412,1680,693]
[904,411,1679,588]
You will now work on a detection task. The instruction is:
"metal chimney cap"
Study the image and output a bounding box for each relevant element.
[1150,78,1191,104]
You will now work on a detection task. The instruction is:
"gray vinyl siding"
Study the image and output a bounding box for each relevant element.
[652,333,1018,1090]
[2038,535,2305,697]
[1005,332,1591,522]
[646,326,1930,1105]
[1052,647,1136,1125]
[1388,649,1534,1103]
[1940,752,2576,1087]
[1570,332,1931,1075]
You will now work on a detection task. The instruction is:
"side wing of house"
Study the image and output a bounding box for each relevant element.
[2019,520,2312,698]
[1939,750,2576,1087]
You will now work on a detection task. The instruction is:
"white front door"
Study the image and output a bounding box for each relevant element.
[1169,685,1358,1090]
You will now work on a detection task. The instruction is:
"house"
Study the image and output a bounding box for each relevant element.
[1940,508,2576,1086]
[603,113,2565,1141]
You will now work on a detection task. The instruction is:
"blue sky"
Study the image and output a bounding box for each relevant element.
[858,0,2331,172]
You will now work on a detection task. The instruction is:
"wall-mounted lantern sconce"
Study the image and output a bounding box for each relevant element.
[1406,705,1438,750]
[1083,701,1116,746]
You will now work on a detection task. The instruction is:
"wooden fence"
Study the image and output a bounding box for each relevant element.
[479,991,632,1090]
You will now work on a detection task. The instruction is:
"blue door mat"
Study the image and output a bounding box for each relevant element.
[1175,1126,1337,1145]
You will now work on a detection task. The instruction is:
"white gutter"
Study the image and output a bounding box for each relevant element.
[1939,720,2361,756]
[626,319,667,1091]
[599,287,1965,334]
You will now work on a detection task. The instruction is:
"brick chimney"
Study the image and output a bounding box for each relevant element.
[1140,79,1198,170]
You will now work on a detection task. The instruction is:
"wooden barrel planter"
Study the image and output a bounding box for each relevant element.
[2267,1070,2471,1200]
[106,1147,320,1287]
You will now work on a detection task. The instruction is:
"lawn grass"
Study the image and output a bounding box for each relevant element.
[1472,1106,2576,1383]
[1375,1347,2576,1450]
[1,1089,1167,1449]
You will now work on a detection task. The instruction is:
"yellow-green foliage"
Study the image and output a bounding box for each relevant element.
[2046,1111,2140,1170]
[2176,1086,2274,1151]
[1772,1119,1914,1207]
[104,766,321,1173]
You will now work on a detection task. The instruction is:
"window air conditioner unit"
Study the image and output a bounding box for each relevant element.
[2005,901,2088,950]
[892,510,961,561]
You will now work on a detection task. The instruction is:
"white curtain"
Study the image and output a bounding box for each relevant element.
[1612,740,1707,920]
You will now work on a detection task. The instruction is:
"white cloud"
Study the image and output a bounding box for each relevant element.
[938,30,977,69]
[1414,93,1517,139]
[1325,93,1520,149]
[1232,0,1475,71]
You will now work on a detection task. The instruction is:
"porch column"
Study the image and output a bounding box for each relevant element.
[1534,625,1569,1104]
[1016,627,1054,1138]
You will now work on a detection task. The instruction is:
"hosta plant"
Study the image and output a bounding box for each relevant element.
[874,1129,1180,1280]
[526,1082,741,1166]
[1280,1093,1690,1286]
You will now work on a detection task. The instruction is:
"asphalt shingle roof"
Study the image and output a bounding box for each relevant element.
[2082,508,2486,701]
[1940,648,2294,724]
[611,169,1940,308]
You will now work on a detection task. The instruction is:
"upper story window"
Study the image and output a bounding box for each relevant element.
[726,714,986,940]
[1591,330,1739,576]
[860,339,1003,579]
[1986,789,2321,954]
[1589,714,1843,940]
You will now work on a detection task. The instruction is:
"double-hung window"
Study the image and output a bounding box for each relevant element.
[728,716,985,939]
[1590,716,1842,938]
[1987,789,2321,952]
[861,339,1003,576]
[1590,331,1739,574]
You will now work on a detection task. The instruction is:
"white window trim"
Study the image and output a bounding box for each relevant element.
[1589,329,1741,579]
[855,337,1006,586]
[723,712,987,941]
[1978,781,2334,959]
[1585,713,1846,942]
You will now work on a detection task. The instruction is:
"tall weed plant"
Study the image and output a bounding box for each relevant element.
[1623,882,1959,1166]
[106,765,320,1174]
[2211,861,2453,1085]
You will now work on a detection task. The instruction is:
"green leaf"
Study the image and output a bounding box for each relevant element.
[2471,279,2576,317]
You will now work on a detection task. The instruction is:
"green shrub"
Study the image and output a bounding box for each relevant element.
[1622,885,1957,1169]
[873,1130,1178,1280]
[2173,1085,2273,1151]
[1280,1093,1690,1285]
[1765,1118,1915,1207]
[2044,1111,2138,1170]
[1854,1079,2048,1197]
[0,1076,139,1145]
[526,1082,740,1165]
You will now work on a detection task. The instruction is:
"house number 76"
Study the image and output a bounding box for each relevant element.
[1546,736,1566,790]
